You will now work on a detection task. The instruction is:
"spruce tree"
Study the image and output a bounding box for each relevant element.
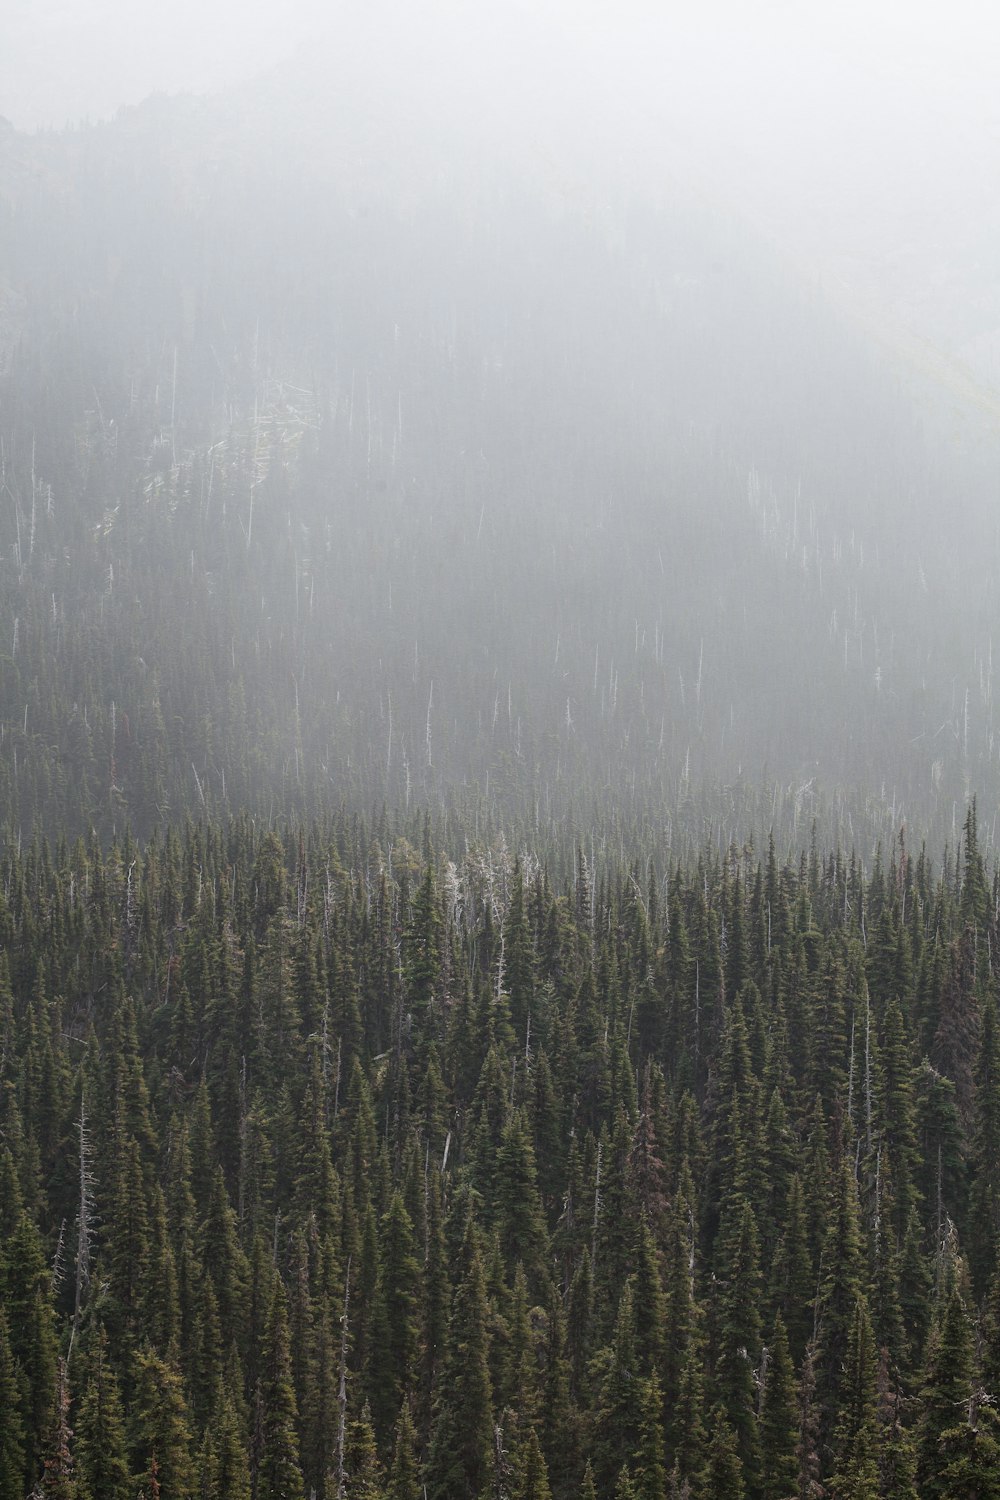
[75,1328,131,1500]
[703,1409,745,1500]
[0,1310,26,1500]
[254,1278,304,1500]
[917,1287,999,1498]
[132,1348,197,1500]
[386,1404,420,1500]
[426,1233,494,1500]
[759,1315,798,1500]
[828,1298,879,1500]
[517,1430,553,1500]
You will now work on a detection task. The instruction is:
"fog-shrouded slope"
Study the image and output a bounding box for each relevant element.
[1,39,999,855]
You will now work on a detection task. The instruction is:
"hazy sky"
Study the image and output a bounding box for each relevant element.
[4,0,999,384]
[3,0,998,132]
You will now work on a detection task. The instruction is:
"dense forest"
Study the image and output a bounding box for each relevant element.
[2,804,1000,1496]
[4,15,1000,1499]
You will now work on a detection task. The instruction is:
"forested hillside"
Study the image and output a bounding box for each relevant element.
[2,805,1000,1496]
[4,15,1000,1499]
[1,80,1000,854]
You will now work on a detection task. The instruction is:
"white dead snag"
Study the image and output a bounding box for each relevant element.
[336,1257,352,1500]
[70,1097,94,1361]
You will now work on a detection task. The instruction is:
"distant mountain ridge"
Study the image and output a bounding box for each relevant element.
[0,59,997,855]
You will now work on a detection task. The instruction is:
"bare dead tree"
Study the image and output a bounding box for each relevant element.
[336,1257,352,1500]
[69,1097,95,1362]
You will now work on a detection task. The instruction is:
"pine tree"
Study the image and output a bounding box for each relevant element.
[703,1409,745,1500]
[344,1404,384,1500]
[759,1315,798,1500]
[0,1310,26,1500]
[517,1429,553,1500]
[592,1281,642,1493]
[75,1327,131,1500]
[814,1162,866,1458]
[494,1108,549,1288]
[386,1404,420,1500]
[634,1371,667,1500]
[426,1233,494,1500]
[916,1287,1000,1498]
[200,1391,251,1500]
[369,1192,421,1441]
[828,1298,879,1500]
[769,1174,815,1367]
[968,987,1000,1293]
[132,1348,197,1500]
[254,1278,304,1500]
[875,1351,918,1500]
[1,1210,57,1473]
[712,1196,763,1491]
[39,1358,78,1500]
[795,1345,824,1500]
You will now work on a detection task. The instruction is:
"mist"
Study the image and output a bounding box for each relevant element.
[1,0,1000,854]
[7,11,1000,1495]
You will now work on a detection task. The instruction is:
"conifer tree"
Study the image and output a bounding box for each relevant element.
[874,1351,918,1500]
[759,1315,798,1500]
[703,1409,745,1500]
[426,1233,494,1500]
[1,1210,57,1472]
[769,1174,815,1367]
[968,987,1000,1293]
[712,1196,763,1491]
[132,1348,197,1500]
[344,1404,384,1500]
[916,1287,1000,1497]
[814,1162,866,1457]
[369,1192,421,1442]
[200,1391,252,1500]
[0,1309,26,1500]
[634,1371,667,1500]
[592,1281,643,1493]
[828,1298,879,1500]
[39,1358,78,1500]
[254,1278,304,1500]
[540,1287,578,1500]
[386,1404,420,1500]
[75,1328,131,1500]
[517,1429,553,1500]
[494,1108,548,1287]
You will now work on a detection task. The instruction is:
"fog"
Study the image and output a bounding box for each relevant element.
[1,0,1000,855]
[7,0,999,377]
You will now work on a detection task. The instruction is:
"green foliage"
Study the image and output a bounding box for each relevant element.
[0,810,994,1498]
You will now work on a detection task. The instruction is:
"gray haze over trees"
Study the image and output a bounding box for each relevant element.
[1,0,1000,855]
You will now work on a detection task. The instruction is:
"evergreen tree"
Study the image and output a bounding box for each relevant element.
[517,1429,553,1500]
[703,1409,745,1500]
[75,1328,131,1500]
[759,1315,798,1500]
[426,1234,494,1500]
[968,987,1000,1293]
[814,1163,866,1458]
[0,1310,26,1500]
[917,1287,1000,1498]
[132,1348,197,1500]
[254,1278,304,1500]
[828,1299,879,1500]
[386,1404,421,1500]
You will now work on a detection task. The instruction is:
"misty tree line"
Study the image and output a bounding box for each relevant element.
[3,97,1000,860]
[0,801,999,1496]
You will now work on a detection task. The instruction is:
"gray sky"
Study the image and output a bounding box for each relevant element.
[4,0,1000,387]
[3,1,997,132]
